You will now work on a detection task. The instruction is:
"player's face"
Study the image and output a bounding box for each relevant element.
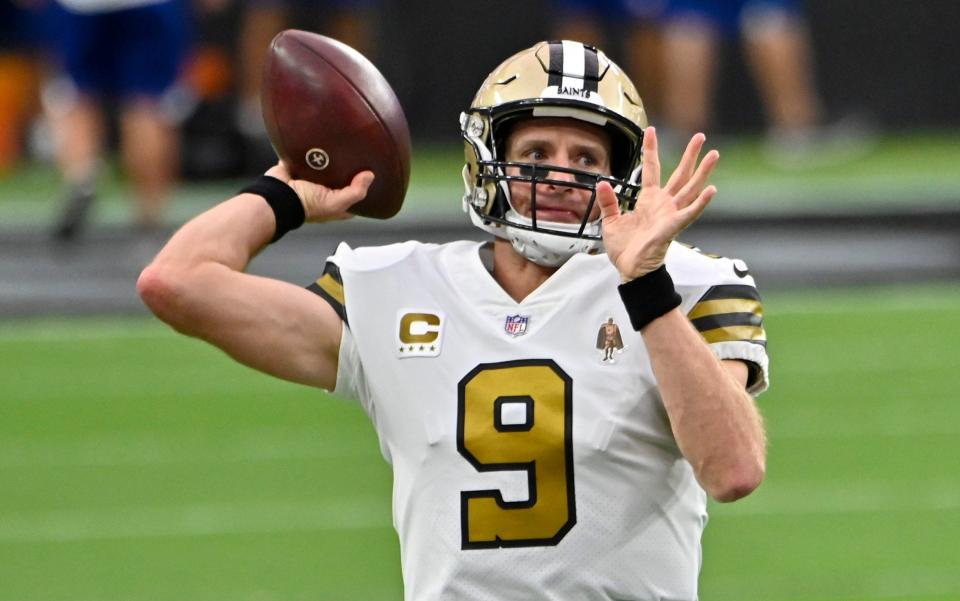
[504,118,612,224]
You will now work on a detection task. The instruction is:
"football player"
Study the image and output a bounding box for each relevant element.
[45,0,193,239]
[139,40,768,600]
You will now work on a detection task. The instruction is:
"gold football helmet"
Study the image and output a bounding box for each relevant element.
[461,40,648,266]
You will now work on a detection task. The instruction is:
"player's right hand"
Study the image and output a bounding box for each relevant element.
[265,162,375,223]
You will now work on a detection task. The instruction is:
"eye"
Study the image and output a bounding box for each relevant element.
[526,149,546,162]
[577,153,598,168]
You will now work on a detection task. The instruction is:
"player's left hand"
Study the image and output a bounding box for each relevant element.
[598,127,719,281]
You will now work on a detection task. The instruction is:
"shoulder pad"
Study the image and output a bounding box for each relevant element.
[666,241,756,288]
[329,241,425,273]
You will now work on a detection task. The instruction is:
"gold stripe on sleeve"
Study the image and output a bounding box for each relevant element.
[700,325,767,345]
[688,298,763,321]
[315,273,345,306]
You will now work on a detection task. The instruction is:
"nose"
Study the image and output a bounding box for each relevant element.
[547,167,575,182]
[542,160,578,189]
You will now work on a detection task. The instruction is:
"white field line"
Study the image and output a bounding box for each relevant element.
[780,362,960,377]
[769,398,960,439]
[1,479,955,544]
[0,420,952,471]
[713,478,960,518]
[10,404,949,468]
[0,498,392,544]
[0,428,375,469]
[773,421,960,440]
[1,288,958,343]
[0,321,171,343]
[710,567,960,601]
[766,290,960,316]
[868,567,960,601]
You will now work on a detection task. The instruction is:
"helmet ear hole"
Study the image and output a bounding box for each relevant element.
[492,114,527,161]
[607,125,636,180]
[493,181,511,216]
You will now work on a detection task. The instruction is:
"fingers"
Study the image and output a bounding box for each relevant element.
[324,170,375,216]
[595,181,621,221]
[295,170,375,223]
[265,161,291,182]
[338,170,376,206]
[678,184,716,228]
[664,133,706,195]
[640,126,660,190]
[675,149,719,210]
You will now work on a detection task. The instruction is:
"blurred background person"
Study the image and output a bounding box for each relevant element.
[235,0,381,162]
[44,0,194,240]
[0,0,46,175]
[551,0,667,118]
[658,0,872,165]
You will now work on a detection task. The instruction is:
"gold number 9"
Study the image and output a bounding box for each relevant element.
[457,360,576,549]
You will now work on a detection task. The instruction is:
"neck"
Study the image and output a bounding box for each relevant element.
[492,238,560,303]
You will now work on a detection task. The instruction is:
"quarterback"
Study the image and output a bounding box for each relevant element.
[139,40,768,600]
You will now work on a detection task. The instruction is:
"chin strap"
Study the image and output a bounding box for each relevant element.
[505,213,603,267]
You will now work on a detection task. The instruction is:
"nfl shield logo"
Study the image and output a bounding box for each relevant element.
[504,314,529,337]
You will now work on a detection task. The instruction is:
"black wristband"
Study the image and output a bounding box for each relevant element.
[240,175,306,243]
[617,265,683,331]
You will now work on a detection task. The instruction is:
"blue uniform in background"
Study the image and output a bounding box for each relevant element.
[552,0,666,20]
[47,0,191,99]
[661,0,802,37]
[551,0,801,31]
[243,0,380,8]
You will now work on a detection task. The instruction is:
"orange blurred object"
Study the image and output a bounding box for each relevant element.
[185,45,232,100]
[0,53,41,173]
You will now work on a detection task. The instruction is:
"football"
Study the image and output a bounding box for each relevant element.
[261,30,411,219]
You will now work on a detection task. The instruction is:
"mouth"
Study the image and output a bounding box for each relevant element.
[530,203,584,224]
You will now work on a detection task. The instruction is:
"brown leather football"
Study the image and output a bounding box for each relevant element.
[261,30,411,219]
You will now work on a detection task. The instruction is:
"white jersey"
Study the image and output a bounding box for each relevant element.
[309,240,769,601]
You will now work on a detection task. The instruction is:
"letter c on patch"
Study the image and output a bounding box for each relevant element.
[399,313,441,344]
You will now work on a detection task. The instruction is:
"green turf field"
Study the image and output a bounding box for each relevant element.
[2,284,959,601]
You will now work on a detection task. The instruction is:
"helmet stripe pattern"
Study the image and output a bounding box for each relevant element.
[547,41,601,94]
[583,46,599,93]
[547,42,563,88]
[560,40,585,90]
